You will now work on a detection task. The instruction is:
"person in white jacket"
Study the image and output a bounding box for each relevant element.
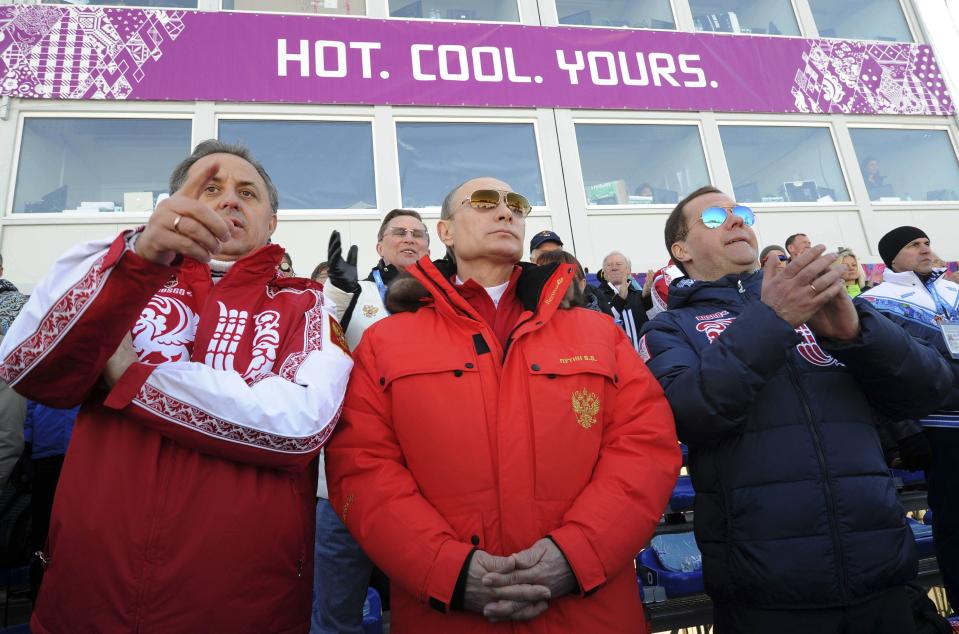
[312,208,430,634]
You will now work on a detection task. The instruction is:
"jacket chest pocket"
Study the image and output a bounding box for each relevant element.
[375,344,489,499]
[525,345,616,501]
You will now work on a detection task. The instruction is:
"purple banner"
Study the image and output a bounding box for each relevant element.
[0,5,953,116]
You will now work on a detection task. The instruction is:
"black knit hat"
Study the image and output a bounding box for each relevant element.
[879,226,928,268]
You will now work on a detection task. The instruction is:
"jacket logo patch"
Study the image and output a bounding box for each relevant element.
[572,388,600,429]
[205,301,249,371]
[132,295,198,365]
[342,493,355,522]
[329,315,351,357]
[695,310,730,321]
[795,324,841,367]
[242,310,280,381]
[362,304,380,318]
[559,355,597,364]
[696,317,737,343]
[543,277,565,306]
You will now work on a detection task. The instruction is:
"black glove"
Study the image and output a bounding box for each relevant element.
[897,430,934,472]
[327,230,360,293]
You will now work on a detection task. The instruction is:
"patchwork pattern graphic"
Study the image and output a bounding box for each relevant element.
[791,39,952,115]
[0,5,185,100]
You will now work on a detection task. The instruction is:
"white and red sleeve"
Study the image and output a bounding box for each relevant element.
[0,230,175,407]
[103,291,353,470]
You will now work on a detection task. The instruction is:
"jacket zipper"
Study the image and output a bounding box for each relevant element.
[784,359,849,601]
[502,313,537,362]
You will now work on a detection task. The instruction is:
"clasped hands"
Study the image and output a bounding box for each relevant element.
[463,538,576,623]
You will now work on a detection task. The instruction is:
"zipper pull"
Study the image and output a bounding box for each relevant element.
[737,280,746,294]
[297,557,304,577]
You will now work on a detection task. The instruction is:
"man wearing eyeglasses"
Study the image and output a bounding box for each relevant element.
[311,208,430,634]
[0,140,353,633]
[325,177,680,633]
[639,186,951,633]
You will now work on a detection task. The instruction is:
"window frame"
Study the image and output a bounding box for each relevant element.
[846,123,959,206]
[391,114,550,215]
[716,119,856,208]
[570,116,714,212]
[6,111,195,220]
[545,0,679,32]
[214,113,380,214]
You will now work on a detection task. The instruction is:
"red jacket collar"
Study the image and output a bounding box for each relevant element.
[180,243,285,288]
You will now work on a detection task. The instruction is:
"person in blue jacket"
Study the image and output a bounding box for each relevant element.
[639,186,952,634]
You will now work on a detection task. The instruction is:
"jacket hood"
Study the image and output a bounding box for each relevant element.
[385,256,568,317]
[666,270,763,310]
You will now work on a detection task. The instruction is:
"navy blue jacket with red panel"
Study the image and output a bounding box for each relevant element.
[639,271,951,608]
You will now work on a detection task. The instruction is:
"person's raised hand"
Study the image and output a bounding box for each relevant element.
[326,230,360,293]
[642,269,656,297]
[136,162,232,266]
[462,550,550,621]
[760,245,845,327]
[481,538,575,622]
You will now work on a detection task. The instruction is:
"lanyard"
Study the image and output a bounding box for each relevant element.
[372,269,388,303]
[925,277,958,321]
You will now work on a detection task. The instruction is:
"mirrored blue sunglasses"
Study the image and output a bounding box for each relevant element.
[700,205,755,229]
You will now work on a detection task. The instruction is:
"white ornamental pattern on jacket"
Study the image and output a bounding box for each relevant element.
[132,295,197,364]
[242,310,280,381]
[205,301,248,371]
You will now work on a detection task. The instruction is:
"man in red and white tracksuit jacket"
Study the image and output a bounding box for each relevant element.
[0,140,352,633]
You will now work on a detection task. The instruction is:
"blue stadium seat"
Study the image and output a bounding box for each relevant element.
[667,476,695,513]
[637,533,704,599]
[362,587,383,634]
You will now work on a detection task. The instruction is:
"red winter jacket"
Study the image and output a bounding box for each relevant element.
[326,258,680,633]
[0,232,352,633]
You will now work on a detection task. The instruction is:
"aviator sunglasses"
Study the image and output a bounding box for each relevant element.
[699,205,755,229]
[459,189,532,217]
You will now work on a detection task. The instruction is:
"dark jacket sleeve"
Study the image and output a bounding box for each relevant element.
[640,301,800,446]
[828,301,953,420]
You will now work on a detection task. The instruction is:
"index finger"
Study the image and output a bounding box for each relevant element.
[176,161,220,200]
[780,244,826,279]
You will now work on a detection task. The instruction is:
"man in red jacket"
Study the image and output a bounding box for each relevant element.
[325,176,680,632]
[0,140,353,633]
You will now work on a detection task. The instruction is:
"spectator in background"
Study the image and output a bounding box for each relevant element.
[837,248,867,298]
[0,254,28,335]
[24,401,78,601]
[528,230,564,265]
[759,245,788,272]
[326,176,680,632]
[641,186,951,633]
[0,140,352,633]
[534,249,612,316]
[311,261,330,284]
[279,251,295,277]
[635,182,654,199]
[313,209,430,634]
[932,254,959,285]
[785,233,811,260]
[596,251,649,352]
[862,157,890,200]
[859,226,959,612]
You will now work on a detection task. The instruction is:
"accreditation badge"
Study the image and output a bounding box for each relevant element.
[941,321,959,359]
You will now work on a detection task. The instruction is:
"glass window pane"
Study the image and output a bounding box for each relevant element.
[396,123,544,208]
[689,0,799,36]
[13,118,191,214]
[389,0,519,21]
[557,0,675,29]
[575,124,709,205]
[219,120,376,210]
[222,0,366,14]
[850,128,959,202]
[808,0,912,42]
[43,0,197,7]
[719,125,850,203]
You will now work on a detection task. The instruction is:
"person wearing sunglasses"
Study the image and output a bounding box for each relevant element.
[325,176,680,633]
[759,245,788,271]
[639,186,951,634]
[313,208,430,634]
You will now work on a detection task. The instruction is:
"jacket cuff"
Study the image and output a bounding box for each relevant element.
[449,548,478,611]
[548,523,606,595]
[425,539,475,613]
[104,362,156,410]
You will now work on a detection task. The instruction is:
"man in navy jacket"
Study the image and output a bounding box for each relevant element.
[640,186,951,634]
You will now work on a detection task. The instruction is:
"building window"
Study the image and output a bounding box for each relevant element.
[218,120,376,210]
[388,0,519,21]
[688,0,799,36]
[719,125,850,203]
[12,118,191,214]
[849,128,959,202]
[221,0,366,14]
[396,122,544,208]
[807,0,912,42]
[556,0,675,29]
[574,123,709,206]
[42,0,198,7]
